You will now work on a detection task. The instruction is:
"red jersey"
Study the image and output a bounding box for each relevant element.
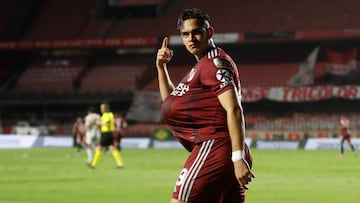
[72,120,85,137]
[114,114,127,136]
[161,47,241,151]
[340,118,351,138]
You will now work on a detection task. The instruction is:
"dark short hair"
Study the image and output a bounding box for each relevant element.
[176,8,210,31]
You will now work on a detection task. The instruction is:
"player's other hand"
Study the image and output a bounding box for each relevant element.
[233,159,255,189]
[156,37,173,69]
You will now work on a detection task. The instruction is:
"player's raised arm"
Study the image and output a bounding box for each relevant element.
[156,37,175,101]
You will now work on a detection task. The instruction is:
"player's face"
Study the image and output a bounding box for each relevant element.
[180,18,211,60]
[100,104,106,113]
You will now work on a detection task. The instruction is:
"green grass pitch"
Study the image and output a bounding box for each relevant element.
[0,148,359,203]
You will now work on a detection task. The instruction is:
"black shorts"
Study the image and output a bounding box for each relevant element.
[100,132,114,147]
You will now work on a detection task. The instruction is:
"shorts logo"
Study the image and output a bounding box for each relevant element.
[216,68,232,88]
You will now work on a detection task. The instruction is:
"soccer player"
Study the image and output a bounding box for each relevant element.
[89,103,124,169]
[114,113,128,150]
[72,117,85,153]
[339,116,357,158]
[156,8,254,203]
[84,106,101,164]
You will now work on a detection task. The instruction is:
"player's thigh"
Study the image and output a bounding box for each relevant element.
[346,137,352,144]
[94,130,101,142]
[85,132,93,145]
[173,138,237,202]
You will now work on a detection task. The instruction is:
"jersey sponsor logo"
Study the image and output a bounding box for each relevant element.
[216,68,233,89]
[171,82,189,96]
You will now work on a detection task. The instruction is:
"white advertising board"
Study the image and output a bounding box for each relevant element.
[0,135,38,149]
[305,138,360,150]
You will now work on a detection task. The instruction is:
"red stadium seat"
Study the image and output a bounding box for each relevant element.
[16,58,86,92]
[23,0,97,40]
[80,64,148,92]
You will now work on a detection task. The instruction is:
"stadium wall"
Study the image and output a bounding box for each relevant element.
[1,134,360,150]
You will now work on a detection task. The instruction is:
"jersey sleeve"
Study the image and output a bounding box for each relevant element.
[200,57,236,96]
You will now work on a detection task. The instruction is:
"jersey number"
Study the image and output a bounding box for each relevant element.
[176,168,188,186]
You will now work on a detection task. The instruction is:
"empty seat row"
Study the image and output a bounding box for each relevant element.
[15,63,149,92]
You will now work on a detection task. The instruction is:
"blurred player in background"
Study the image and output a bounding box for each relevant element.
[72,116,85,153]
[89,103,124,169]
[156,8,254,203]
[339,116,357,158]
[114,113,128,150]
[84,106,101,165]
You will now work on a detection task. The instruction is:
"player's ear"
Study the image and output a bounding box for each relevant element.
[207,26,214,39]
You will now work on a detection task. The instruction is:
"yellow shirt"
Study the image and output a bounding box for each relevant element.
[101,112,115,133]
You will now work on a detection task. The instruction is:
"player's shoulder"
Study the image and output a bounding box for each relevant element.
[205,47,234,70]
[206,47,227,59]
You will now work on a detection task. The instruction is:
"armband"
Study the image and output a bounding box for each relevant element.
[231,150,243,162]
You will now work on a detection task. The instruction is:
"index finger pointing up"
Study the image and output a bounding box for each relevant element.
[162,37,169,48]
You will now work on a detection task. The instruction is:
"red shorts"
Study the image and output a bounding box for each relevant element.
[172,137,245,203]
[76,134,84,144]
[114,131,123,141]
[341,134,351,143]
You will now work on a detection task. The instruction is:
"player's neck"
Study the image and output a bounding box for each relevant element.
[194,44,216,61]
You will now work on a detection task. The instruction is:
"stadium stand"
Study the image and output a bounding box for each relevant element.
[78,20,112,38]
[113,0,164,6]
[142,65,188,91]
[239,63,298,87]
[24,0,97,40]
[1,0,359,40]
[142,62,300,90]
[117,0,360,37]
[1,0,360,138]
[117,18,175,37]
[16,58,86,92]
[0,0,24,36]
[252,112,360,132]
[0,63,12,83]
[125,123,167,137]
[80,64,148,92]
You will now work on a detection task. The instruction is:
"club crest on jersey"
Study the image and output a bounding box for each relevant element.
[216,68,232,89]
[213,58,223,68]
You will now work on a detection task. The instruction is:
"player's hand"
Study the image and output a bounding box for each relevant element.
[233,159,255,189]
[156,37,173,69]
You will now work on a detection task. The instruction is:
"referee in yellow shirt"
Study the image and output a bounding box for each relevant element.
[89,102,124,169]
